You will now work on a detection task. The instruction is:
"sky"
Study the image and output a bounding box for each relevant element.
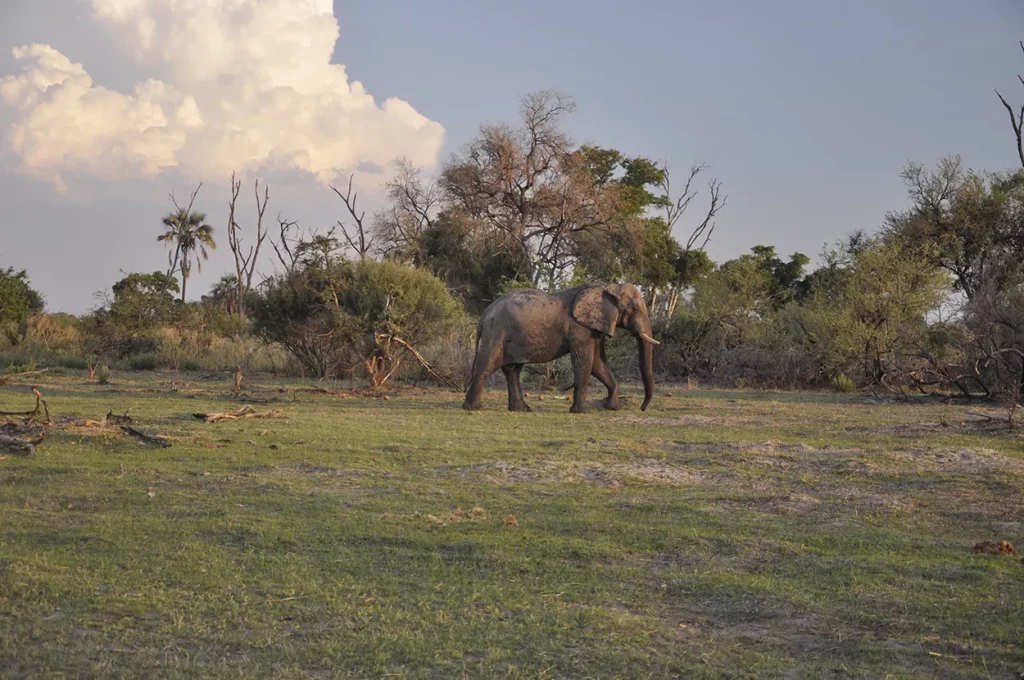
[0,0,1022,313]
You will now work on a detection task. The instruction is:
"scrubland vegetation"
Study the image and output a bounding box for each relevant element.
[3,42,1024,680]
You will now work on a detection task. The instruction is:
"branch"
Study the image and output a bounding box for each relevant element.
[121,426,171,448]
[684,179,727,251]
[0,368,48,386]
[390,336,462,390]
[271,215,300,273]
[330,174,372,260]
[996,90,1024,171]
[0,433,43,454]
[0,387,51,424]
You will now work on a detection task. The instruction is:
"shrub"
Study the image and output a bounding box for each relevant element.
[251,259,465,384]
[833,373,857,393]
[181,358,203,372]
[57,355,90,371]
[129,353,160,371]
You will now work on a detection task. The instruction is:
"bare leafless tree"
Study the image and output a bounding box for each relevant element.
[655,164,727,318]
[373,158,441,259]
[329,175,373,260]
[659,163,727,252]
[995,40,1024,170]
[226,172,269,323]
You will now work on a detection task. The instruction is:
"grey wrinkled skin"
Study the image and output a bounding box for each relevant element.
[462,283,658,413]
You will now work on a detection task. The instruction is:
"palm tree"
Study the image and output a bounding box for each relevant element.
[158,209,216,302]
[207,274,240,315]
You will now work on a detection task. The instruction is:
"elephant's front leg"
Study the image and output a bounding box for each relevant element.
[591,348,621,410]
[569,337,597,414]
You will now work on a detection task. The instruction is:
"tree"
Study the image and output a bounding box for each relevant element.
[572,147,725,316]
[884,157,1024,301]
[108,271,180,333]
[441,91,619,289]
[0,267,44,345]
[995,40,1024,170]
[206,274,241,316]
[373,158,441,260]
[158,184,216,302]
[797,238,949,387]
[226,173,269,324]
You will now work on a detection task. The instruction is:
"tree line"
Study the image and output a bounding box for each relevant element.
[2,43,1024,415]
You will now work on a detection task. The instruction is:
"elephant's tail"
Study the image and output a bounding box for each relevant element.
[471,322,482,364]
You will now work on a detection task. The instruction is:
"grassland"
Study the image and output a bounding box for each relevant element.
[1,371,1023,678]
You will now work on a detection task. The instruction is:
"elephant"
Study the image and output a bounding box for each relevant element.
[462,283,660,413]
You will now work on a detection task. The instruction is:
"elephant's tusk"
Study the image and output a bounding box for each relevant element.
[639,332,661,345]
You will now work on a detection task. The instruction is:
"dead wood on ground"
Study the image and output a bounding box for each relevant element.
[0,387,51,424]
[121,426,171,448]
[193,405,284,423]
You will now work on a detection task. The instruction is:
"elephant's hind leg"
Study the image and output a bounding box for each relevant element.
[502,364,531,412]
[463,342,503,411]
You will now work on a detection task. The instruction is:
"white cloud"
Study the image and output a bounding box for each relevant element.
[0,0,445,189]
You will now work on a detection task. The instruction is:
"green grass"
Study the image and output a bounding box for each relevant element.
[2,373,1024,678]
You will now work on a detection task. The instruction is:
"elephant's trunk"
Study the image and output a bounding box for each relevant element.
[638,333,655,411]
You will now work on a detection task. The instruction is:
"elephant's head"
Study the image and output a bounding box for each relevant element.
[572,283,660,411]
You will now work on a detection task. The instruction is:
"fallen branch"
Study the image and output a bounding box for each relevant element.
[0,387,51,424]
[72,409,133,428]
[0,368,48,386]
[104,410,133,426]
[193,405,284,423]
[390,336,461,391]
[235,393,273,404]
[304,385,351,398]
[121,426,170,448]
[0,432,43,454]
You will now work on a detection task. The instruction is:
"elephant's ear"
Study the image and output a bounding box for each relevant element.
[572,286,620,337]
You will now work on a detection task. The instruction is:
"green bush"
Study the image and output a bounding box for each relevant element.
[251,259,465,383]
[57,355,90,371]
[833,373,857,393]
[129,353,160,371]
[181,358,203,372]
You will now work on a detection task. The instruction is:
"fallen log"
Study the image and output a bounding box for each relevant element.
[0,369,48,386]
[0,432,44,454]
[121,426,170,448]
[103,410,133,426]
[193,405,284,423]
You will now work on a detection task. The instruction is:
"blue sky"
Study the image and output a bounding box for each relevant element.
[0,0,1022,312]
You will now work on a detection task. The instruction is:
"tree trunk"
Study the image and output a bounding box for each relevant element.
[666,287,681,319]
